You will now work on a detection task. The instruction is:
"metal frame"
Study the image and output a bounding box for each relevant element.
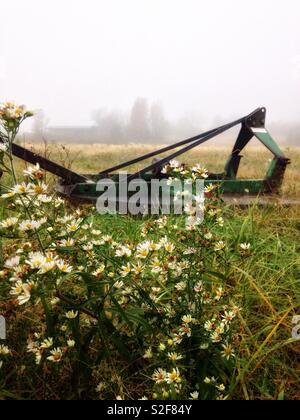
[98,107,290,192]
[0,107,290,202]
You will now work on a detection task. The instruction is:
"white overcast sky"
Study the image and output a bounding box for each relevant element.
[0,0,299,128]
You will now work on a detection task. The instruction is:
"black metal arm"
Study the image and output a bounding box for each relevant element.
[0,140,89,184]
[99,108,264,180]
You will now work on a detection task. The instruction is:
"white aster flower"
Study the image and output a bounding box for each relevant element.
[115,245,132,257]
[35,352,42,365]
[204,184,216,194]
[204,232,213,240]
[166,368,181,384]
[182,315,195,324]
[120,263,131,278]
[222,311,236,323]
[50,297,60,306]
[169,160,181,169]
[29,182,48,195]
[190,391,199,400]
[204,377,216,385]
[221,344,236,360]
[194,281,204,293]
[132,262,144,275]
[0,345,10,356]
[11,182,32,195]
[143,348,153,359]
[102,235,113,243]
[240,242,251,251]
[26,252,46,270]
[92,265,105,277]
[66,221,81,233]
[136,241,152,258]
[19,218,46,232]
[1,191,16,199]
[164,241,175,253]
[4,256,20,269]
[192,164,209,179]
[54,198,64,207]
[47,348,63,363]
[17,283,33,305]
[215,287,223,301]
[57,260,73,273]
[204,320,216,332]
[39,261,57,274]
[173,334,183,345]
[114,280,124,289]
[67,340,75,348]
[152,368,167,384]
[59,238,75,248]
[210,331,222,343]
[65,310,78,319]
[214,241,225,252]
[175,281,187,291]
[216,217,224,227]
[37,194,52,203]
[168,352,183,361]
[10,281,24,296]
[0,217,18,229]
[40,338,54,350]
[179,325,192,337]
[23,163,43,179]
[183,247,197,255]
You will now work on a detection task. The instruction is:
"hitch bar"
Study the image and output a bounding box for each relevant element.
[0,141,89,184]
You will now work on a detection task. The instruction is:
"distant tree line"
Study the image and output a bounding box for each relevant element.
[29,98,300,146]
[30,98,201,144]
[90,97,201,144]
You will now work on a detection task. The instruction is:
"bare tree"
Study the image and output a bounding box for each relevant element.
[127,97,150,142]
[173,112,201,139]
[32,110,49,142]
[149,101,169,142]
[92,108,125,143]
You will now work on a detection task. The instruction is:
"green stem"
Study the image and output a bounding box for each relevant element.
[7,128,45,253]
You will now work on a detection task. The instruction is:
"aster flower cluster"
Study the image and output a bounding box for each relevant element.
[162,160,209,180]
[0,101,33,131]
[0,104,249,400]
[0,163,242,398]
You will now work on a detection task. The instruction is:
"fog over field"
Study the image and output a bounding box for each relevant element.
[1,0,300,144]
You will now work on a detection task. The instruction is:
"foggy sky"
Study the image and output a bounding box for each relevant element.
[0,0,299,131]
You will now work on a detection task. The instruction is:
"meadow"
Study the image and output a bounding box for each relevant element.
[1,133,300,400]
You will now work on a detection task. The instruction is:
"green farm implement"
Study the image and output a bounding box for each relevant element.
[0,107,291,206]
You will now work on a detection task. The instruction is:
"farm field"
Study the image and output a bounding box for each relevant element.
[1,138,300,400]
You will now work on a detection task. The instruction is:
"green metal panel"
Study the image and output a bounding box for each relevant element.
[207,179,265,194]
[252,129,286,158]
[266,158,278,178]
